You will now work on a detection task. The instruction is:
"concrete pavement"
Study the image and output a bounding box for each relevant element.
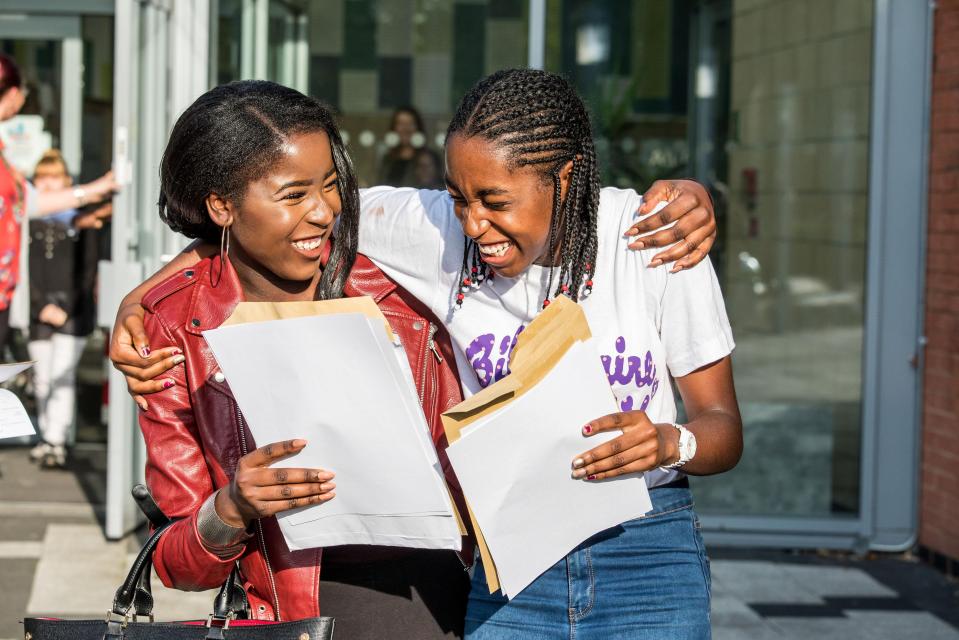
[0,445,956,639]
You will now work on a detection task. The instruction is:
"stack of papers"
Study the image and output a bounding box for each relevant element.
[443,299,653,598]
[203,299,462,552]
[0,362,36,441]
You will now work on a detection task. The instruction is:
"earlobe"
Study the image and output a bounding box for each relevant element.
[205,193,233,228]
[558,158,577,202]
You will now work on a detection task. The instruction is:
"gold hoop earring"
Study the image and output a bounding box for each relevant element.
[220,224,231,264]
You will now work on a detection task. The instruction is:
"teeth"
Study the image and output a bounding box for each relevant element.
[292,238,322,251]
[479,242,511,257]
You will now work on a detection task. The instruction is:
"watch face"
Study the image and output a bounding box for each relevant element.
[680,429,697,460]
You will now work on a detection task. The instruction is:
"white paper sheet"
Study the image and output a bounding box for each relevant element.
[445,338,653,598]
[0,361,34,383]
[0,362,36,440]
[203,313,461,551]
[0,389,35,440]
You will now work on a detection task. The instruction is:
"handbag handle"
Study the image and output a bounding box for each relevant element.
[110,519,176,619]
[120,485,252,621]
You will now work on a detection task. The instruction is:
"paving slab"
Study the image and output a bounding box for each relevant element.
[26,523,213,621]
[780,562,897,598]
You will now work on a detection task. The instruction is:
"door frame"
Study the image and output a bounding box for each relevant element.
[0,14,83,176]
[687,0,934,551]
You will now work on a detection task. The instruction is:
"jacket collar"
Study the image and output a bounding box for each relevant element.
[184,255,244,336]
[180,244,395,336]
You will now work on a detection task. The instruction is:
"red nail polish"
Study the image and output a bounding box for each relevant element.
[141,346,151,357]
[587,474,596,481]
[583,424,592,434]
[163,380,175,389]
[172,348,183,355]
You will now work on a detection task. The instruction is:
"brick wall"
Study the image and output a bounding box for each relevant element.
[920,0,959,562]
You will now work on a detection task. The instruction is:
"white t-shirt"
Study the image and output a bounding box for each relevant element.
[357,186,735,488]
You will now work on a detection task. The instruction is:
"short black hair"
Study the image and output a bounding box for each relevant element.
[158,80,359,299]
[447,68,600,305]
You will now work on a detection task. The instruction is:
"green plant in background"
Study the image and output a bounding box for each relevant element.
[589,74,689,189]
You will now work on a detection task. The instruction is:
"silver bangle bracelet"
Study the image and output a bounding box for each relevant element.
[196,490,250,549]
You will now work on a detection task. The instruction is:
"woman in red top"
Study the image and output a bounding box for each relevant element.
[0,54,30,346]
[0,54,117,349]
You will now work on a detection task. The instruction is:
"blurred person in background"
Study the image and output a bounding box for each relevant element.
[27,150,104,469]
[0,53,116,355]
[378,105,430,187]
[412,147,444,190]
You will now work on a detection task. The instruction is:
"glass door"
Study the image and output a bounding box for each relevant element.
[539,0,930,549]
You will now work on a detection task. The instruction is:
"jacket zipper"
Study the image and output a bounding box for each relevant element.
[427,323,443,363]
[417,323,437,406]
[234,404,282,621]
[423,323,468,571]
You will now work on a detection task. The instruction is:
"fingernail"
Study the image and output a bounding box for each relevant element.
[137,399,149,412]
[571,469,586,479]
[162,379,175,389]
[587,474,597,481]
[625,228,637,236]
[172,348,183,356]
[173,355,186,365]
[572,458,585,469]
[140,346,151,358]
[292,439,307,447]
[671,265,684,274]
[649,259,663,268]
[583,424,592,434]
[633,241,645,249]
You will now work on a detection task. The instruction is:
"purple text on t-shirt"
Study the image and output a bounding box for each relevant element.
[465,328,659,412]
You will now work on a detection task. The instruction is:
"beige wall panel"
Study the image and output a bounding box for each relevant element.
[339,69,378,113]
[376,0,414,56]
[308,0,344,56]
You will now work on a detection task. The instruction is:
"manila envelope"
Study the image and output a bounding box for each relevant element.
[441,296,592,593]
[223,297,467,537]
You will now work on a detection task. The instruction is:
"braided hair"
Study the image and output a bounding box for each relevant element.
[447,68,600,308]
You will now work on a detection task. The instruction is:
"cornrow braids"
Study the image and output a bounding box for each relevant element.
[447,69,600,310]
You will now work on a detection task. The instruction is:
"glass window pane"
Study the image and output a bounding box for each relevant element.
[545,0,873,518]
[306,0,528,186]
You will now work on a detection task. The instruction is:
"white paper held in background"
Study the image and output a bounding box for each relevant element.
[0,362,36,440]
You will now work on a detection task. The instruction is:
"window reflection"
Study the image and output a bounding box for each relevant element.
[212,0,875,518]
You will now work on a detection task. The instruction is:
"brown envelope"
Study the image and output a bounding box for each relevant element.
[222,297,467,537]
[441,296,593,593]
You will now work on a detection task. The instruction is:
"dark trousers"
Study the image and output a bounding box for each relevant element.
[0,307,10,355]
[319,548,470,639]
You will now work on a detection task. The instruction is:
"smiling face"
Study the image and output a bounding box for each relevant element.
[207,131,341,299]
[445,133,572,278]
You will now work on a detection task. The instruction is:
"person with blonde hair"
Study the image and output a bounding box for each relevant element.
[27,150,105,468]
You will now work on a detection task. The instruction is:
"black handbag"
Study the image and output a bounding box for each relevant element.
[23,488,334,639]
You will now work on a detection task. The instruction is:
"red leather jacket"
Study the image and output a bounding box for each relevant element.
[139,253,469,621]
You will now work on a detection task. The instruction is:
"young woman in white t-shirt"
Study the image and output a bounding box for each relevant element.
[354,69,742,639]
[108,73,735,639]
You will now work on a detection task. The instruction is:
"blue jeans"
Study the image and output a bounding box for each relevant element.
[464,485,711,640]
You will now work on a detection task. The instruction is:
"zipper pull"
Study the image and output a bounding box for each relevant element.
[427,323,443,362]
